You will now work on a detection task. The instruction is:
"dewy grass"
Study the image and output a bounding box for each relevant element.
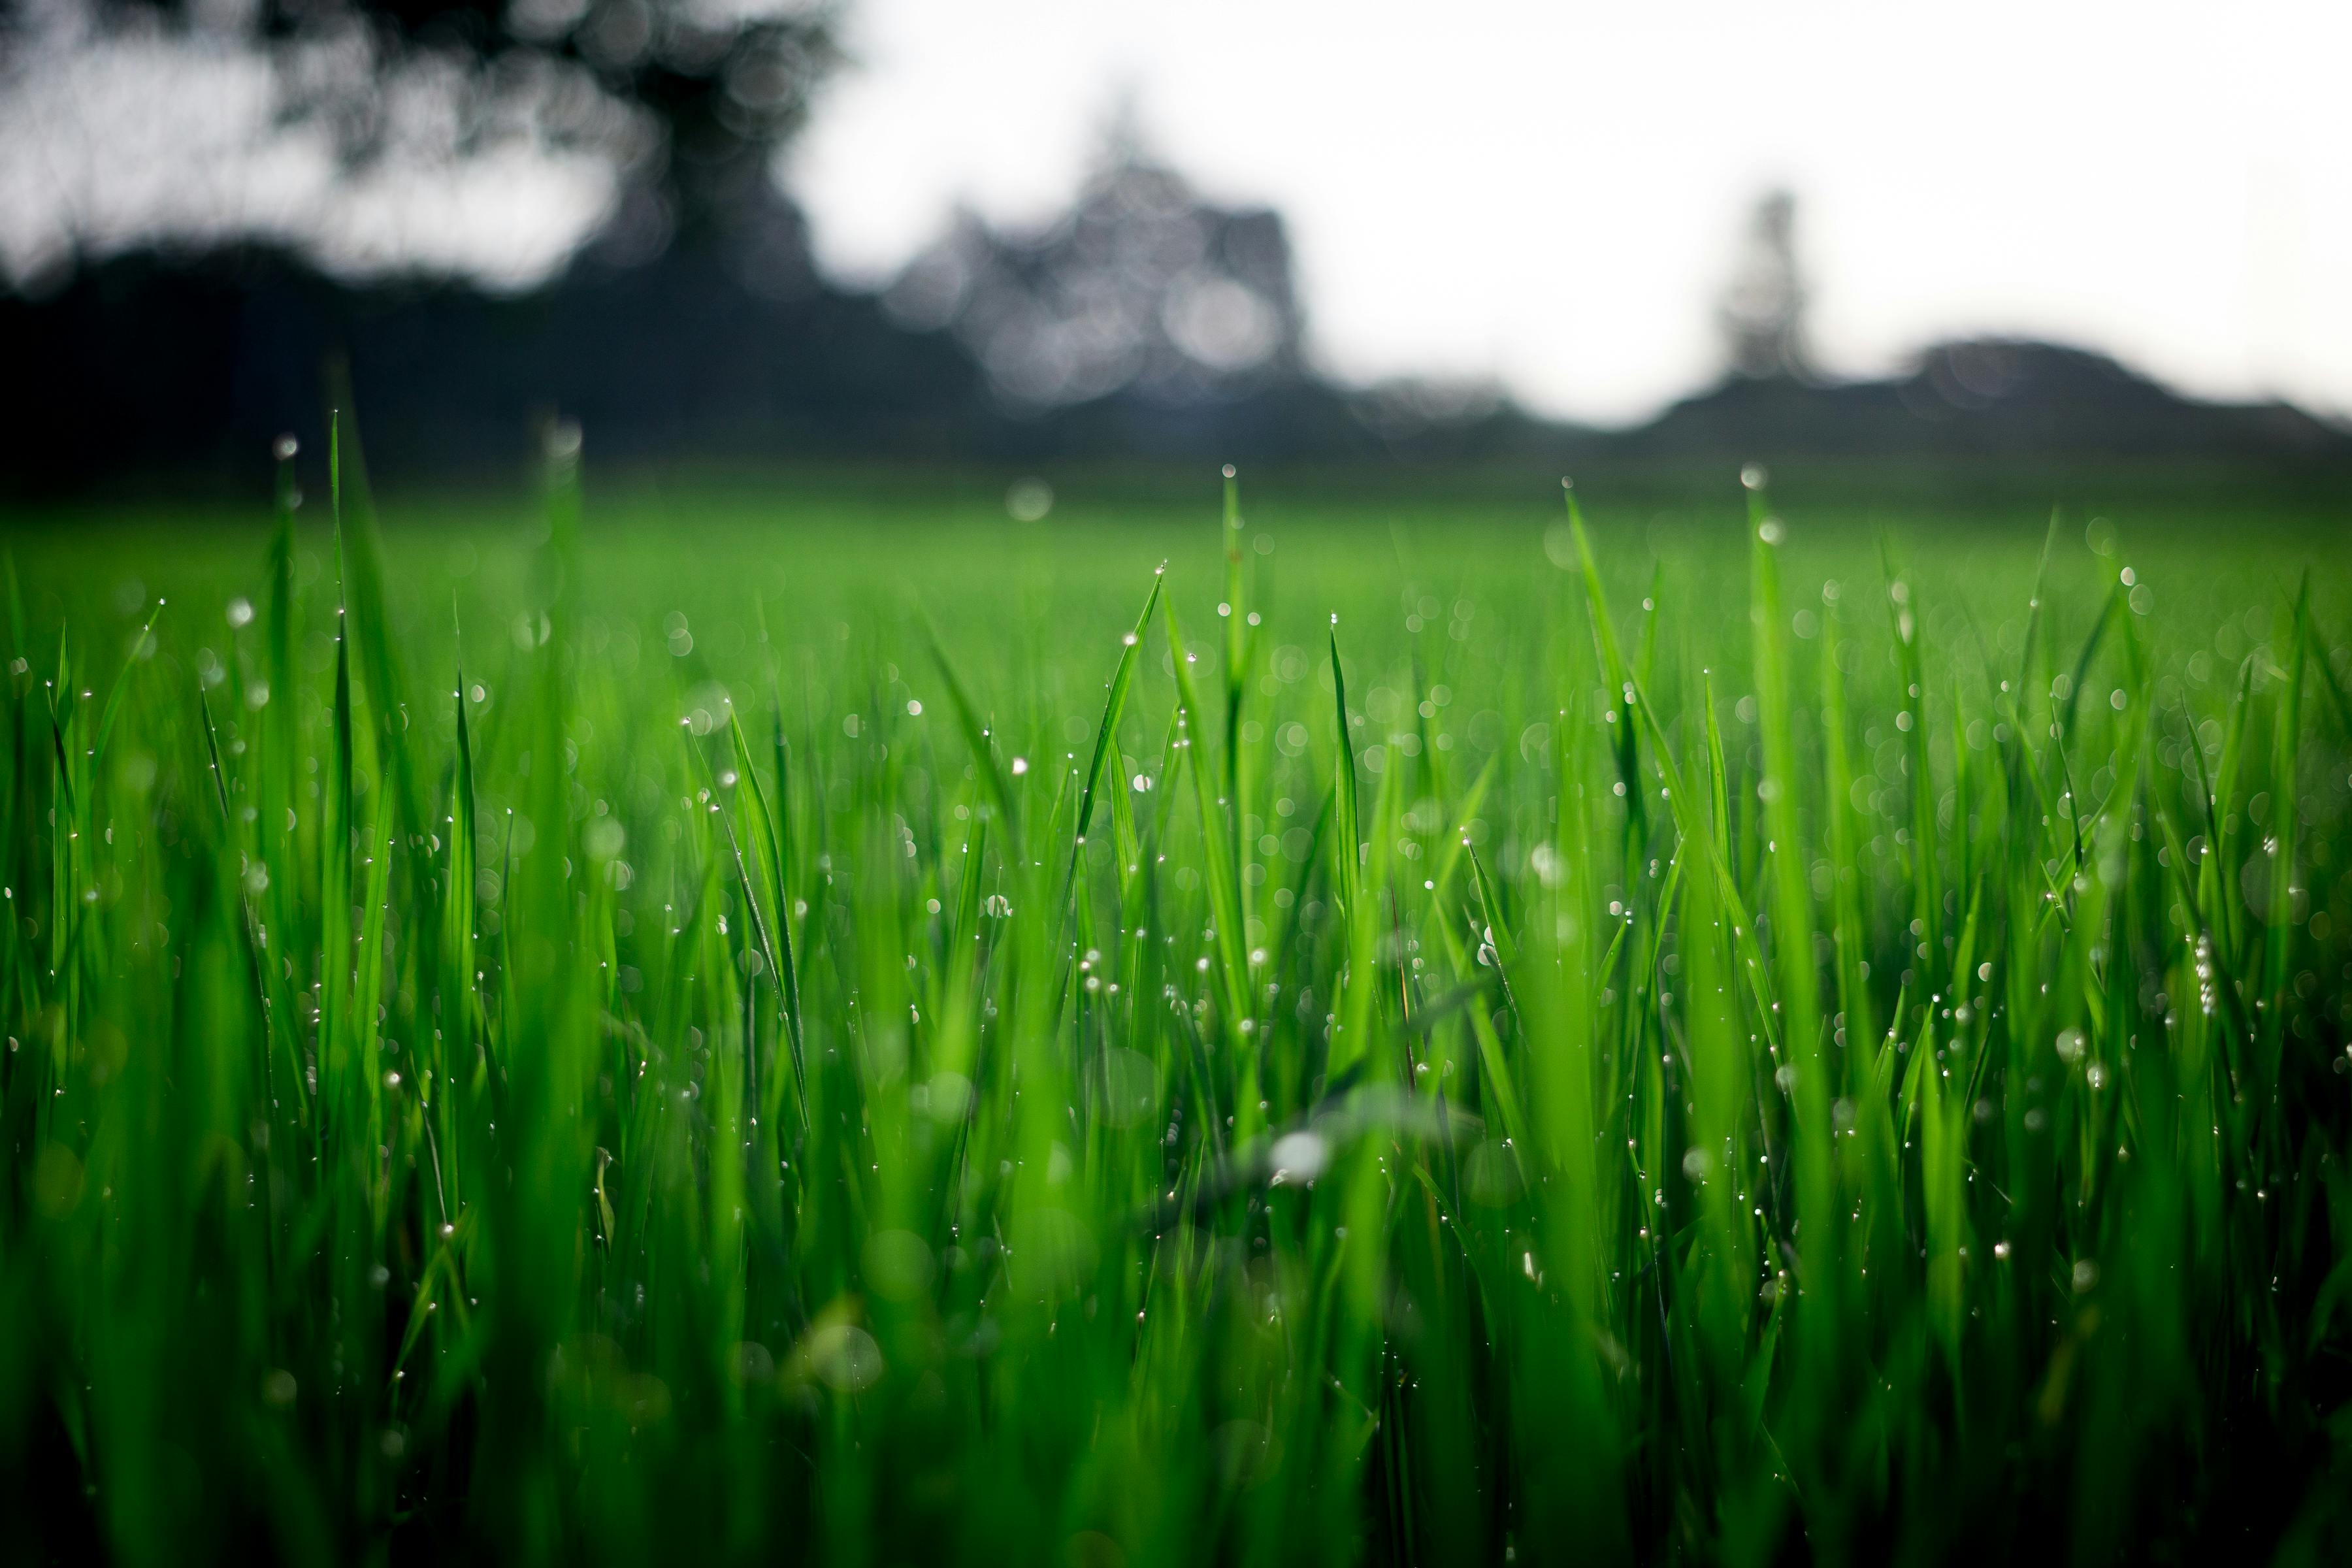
[1,438,2349,1567]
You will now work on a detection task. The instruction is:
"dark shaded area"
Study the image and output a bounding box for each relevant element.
[4,227,2348,498]
[0,238,985,485]
[0,203,1397,493]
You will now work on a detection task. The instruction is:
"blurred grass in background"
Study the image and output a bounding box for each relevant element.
[1,450,2349,1565]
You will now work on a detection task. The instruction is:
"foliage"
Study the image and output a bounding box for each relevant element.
[1,453,2349,1565]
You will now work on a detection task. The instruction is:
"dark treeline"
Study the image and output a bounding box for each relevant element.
[4,0,2347,499]
[0,140,1550,493]
[5,163,2349,497]
[10,248,2349,498]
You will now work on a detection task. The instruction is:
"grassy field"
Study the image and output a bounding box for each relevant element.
[3,446,2350,1565]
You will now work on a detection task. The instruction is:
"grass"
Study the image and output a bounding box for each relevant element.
[2,439,2349,1565]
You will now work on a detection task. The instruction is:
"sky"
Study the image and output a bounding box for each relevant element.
[788,0,2352,426]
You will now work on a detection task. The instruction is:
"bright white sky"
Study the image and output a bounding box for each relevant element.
[789,0,2352,426]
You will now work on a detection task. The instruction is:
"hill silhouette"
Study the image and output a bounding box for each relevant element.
[1627,342,2347,466]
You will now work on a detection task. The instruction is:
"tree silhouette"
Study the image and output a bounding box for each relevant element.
[885,111,1307,408]
[0,0,840,280]
[1716,188,1812,381]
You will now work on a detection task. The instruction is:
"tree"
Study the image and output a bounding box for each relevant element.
[0,0,841,288]
[883,111,1308,408]
[1715,188,1812,381]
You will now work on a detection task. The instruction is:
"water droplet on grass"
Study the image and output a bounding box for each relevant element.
[1270,1132,1328,1184]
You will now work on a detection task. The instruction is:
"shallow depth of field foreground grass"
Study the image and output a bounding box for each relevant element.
[3,448,2351,1566]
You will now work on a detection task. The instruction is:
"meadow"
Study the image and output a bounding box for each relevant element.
[1,446,2349,1565]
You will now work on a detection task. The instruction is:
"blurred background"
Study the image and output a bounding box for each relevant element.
[1,0,2347,497]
